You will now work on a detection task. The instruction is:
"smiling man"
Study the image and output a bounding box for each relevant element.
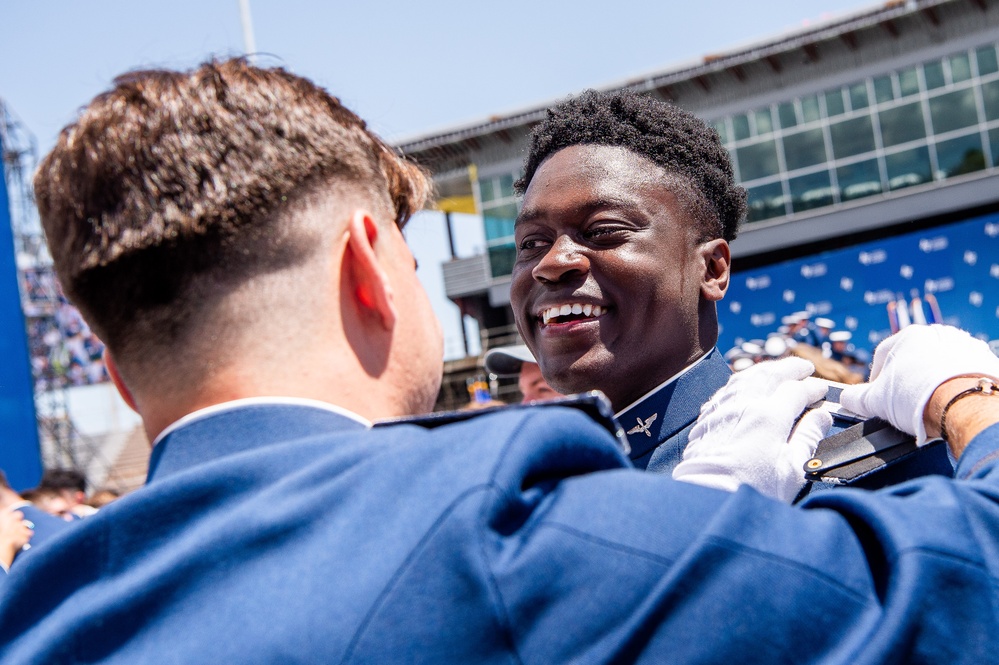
[511,90,743,471]
[510,91,957,491]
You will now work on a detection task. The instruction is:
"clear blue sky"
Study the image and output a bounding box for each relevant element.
[1,0,878,359]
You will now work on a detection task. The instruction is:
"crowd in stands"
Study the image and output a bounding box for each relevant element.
[725,312,872,383]
[22,266,108,391]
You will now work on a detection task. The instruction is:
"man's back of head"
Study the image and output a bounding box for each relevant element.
[34,59,442,432]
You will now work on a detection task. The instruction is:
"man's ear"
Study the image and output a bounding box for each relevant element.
[104,350,138,413]
[345,210,396,330]
[699,238,731,302]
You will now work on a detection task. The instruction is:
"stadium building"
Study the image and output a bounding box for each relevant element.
[398,0,999,406]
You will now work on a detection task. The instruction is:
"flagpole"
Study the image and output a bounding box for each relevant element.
[239,0,257,64]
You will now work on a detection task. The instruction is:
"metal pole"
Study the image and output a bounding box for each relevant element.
[444,211,457,259]
[443,212,470,356]
[238,0,257,64]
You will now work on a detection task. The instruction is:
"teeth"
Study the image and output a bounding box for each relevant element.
[539,303,606,325]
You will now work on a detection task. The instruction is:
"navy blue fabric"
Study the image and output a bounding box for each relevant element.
[620,348,733,472]
[2,403,999,663]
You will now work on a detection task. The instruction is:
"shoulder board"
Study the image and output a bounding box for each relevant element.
[804,417,921,484]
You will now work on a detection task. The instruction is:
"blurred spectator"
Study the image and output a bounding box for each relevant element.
[484,345,563,404]
[85,489,122,510]
[39,468,98,518]
[726,328,864,384]
[0,470,71,565]
[21,487,76,521]
[784,311,818,346]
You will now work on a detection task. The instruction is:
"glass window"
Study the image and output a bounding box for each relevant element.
[899,68,920,97]
[936,132,986,178]
[483,209,518,242]
[483,203,518,230]
[885,146,932,190]
[778,101,798,129]
[789,170,834,212]
[874,75,895,104]
[712,120,729,144]
[989,128,999,167]
[732,114,751,141]
[488,245,516,278]
[830,115,877,159]
[924,60,946,90]
[824,90,845,117]
[746,182,786,223]
[837,159,882,201]
[849,82,869,110]
[879,102,926,147]
[929,89,979,135]
[498,174,515,199]
[736,140,780,181]
[783,128,827,171]
[754,108,774,136]
[950,53,972,83]
[977,45,999,76]
[982,80,999,121]
[478,179,495,204]
[801,95,820,123]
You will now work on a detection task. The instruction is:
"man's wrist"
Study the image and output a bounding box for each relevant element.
[925,375,999,458]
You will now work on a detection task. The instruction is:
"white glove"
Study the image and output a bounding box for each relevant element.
[840,324,999,445]
[673,357,832,503]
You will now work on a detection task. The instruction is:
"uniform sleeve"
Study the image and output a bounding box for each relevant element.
[482,411,999,664]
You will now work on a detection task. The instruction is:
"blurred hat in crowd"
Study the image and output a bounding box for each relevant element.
[814,317,835,329]
[829,330,852,343]
[724,346,744,360]
[782,311,811,325]
[764,335,789,357]
[484,344,537,377]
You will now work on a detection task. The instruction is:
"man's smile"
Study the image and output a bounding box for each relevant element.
[538,302,608,326]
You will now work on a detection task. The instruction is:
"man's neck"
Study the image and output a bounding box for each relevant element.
[614,349,712,416]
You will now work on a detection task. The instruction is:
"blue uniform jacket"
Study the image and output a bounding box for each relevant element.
[2,401,998,663]
[625,348,954,496]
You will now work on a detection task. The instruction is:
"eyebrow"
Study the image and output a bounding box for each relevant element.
[515,197,644,227]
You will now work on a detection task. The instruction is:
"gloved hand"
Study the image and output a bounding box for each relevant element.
[840,324,999,445]
[673,357,831,503]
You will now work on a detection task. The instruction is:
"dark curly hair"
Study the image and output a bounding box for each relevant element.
[516,90,746,242]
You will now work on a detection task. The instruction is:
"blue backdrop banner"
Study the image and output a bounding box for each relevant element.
[0,133,42,491]
[721,212,999,356]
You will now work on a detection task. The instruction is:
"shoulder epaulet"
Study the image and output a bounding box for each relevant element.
[803,418,923,484]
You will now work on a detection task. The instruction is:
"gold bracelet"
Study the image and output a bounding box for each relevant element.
[939,377,999,443]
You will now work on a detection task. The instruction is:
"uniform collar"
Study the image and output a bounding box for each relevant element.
[147,399,370,484]
[616,348,731,462]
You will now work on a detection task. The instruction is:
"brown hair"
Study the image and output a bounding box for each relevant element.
[35,59,430,365]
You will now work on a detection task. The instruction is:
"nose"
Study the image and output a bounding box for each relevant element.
[531,235,589,284]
